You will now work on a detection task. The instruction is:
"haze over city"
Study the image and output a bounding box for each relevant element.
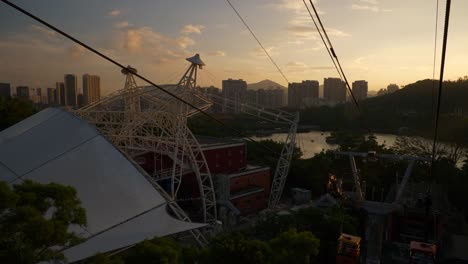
[1,0,468,95]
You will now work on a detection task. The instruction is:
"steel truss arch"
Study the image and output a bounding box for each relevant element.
[75,56,217,238]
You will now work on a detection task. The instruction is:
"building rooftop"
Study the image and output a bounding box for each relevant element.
[196,135,245,150]
[230,185,264,200]
[228,164,270,178]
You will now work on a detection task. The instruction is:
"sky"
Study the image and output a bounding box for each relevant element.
[1,0,468,95]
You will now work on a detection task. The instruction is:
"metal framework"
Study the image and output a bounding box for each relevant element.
[206,94,299,209]
[335,151,431,263]
[335,151,431,203]
[75,55,217,231]
[75,54,298,248]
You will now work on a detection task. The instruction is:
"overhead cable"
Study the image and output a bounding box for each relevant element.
[0,0,279,154]
[430,0,452,175]
[302,0,344,82]
[307,0,360,109]
[225,0,290,84]
[431,0,440,116]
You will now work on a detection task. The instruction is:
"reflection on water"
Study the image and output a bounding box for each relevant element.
[251,131,398,159]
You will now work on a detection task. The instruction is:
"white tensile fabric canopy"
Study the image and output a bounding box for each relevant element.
[0,108,204,262]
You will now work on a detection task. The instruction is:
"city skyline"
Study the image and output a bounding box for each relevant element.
[1,0,468,95]
[0,72,101,107]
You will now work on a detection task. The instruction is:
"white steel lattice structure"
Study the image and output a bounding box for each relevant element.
[206,94,299,209]
[75,55,217,236]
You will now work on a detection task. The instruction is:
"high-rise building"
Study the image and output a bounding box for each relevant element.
[64,74,77,107]
[55,82,66,106]
[47,88,55,105]
[0,83,11,97]
[16,86,30,99]
[249,88,285,108]
[324,77,346,103]
[77,94,84,107]
[222,78,247,113]
[82,74,101,105]
[387,84,399,93]
[30,88,42,104]
[288,80,319,109]
[352,80,368,101]
[198,86,222,112]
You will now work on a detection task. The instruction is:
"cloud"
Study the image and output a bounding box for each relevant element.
[68,45,86,58]
[30,24,57,38]
[181,24,205,34]
[271,0,324,15]
[351,4,379,12]
[360,0,378,4]
[177,36,195,49]
[116,25,197,65]
[286,61,307,67]
[109,9,121,17]
[115,21,131,29]
[281,1,350,41]
[285,61,334,73]
[208,50,226,57]
[351,0,391,12]
[251,46,277,57]
[287,23,351,40]
[124,29,143,53]
[325,28,351,37]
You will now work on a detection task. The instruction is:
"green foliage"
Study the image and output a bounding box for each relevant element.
[87,253,124,264]
[0,180,86,264]
[202,232,272,264]
[269,229,320,264]
[254,214,297,240]
[201,230,319,264]
[122,237,192,264]
[0,96,36,131]
[253,206,358,263]
[188,113,278,138]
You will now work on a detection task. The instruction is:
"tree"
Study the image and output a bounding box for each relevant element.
[254,213,297,240]
[269,229,320,264]
[393,136,465,164]
[87,253,124,264]
[203,232,272,264]
[0,180,86,263]
[123,238,186,264]
[0,96,36,131]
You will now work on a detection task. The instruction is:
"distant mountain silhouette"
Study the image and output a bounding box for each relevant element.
[363,78,468,114]
[247,79,287,90]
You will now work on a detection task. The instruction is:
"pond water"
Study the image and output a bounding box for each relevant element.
[251,131,398,159]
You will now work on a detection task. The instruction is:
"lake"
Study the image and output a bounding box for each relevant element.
[251,131,398,159]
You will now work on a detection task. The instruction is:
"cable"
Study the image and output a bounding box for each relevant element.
[307,0,360,109]
[225,0,290,84]
[431,0,440,117]
[430,0,452,175]
[0,0,279,154]
[302,0,344,82]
